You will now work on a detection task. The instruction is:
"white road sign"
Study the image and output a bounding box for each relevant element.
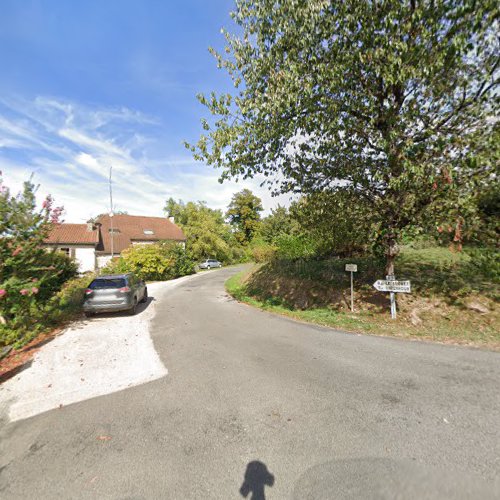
[373,280,411,293]
[345,264,357,272]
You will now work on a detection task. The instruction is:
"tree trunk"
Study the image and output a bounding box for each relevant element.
[385,234,399,277]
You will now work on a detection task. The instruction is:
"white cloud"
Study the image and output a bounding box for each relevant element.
[59,128,130,160]
[0,95,292,222]
[74,152,105,177]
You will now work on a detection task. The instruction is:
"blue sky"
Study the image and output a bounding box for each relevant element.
[0,0,291,222]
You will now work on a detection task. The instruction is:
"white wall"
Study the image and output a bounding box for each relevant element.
[74,247,96,273]
[46,245,96,273]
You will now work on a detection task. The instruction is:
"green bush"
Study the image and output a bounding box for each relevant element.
[0,271,90,349]
[1,174,78,347]
[51,273,97,315]
[102,242,195,281]
[275,234,319,261]
[464,247,500,282]
[248,240,277,263]
[100,256,130,275]
[0,251,77,336]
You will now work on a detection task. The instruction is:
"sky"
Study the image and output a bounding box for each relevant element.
[0,0,292,222]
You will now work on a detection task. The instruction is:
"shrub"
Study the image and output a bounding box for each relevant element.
[0,272,96,349]
[464,247,500,282]
[0,173,77,347]
[274,234,319,261]
[101,242,195,281]
[51,273,97,315]
[248,240,277,263]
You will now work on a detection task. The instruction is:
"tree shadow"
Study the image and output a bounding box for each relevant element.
[240,461,275,500]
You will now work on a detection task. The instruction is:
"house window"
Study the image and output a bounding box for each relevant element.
[59,247,75,258]
[143,229,154,235]
[108,228,120,234]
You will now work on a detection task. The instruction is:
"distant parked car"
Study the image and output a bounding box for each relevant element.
[198,259,222,270]
[83,273,148,317]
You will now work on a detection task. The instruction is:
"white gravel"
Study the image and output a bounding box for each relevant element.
[0,275,197,422]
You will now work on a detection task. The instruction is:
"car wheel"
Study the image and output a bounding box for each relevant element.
[140,287,148,303]
[84,311,94,318]
[129,298,138,315]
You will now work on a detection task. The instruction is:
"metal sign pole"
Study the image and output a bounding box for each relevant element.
[345,264,357,313]
[109,166,114,259]
[387,275,396,319]
[350,270,354,312]
[390,292,396,319]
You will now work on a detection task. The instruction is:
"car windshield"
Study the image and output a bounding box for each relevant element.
[89,278,127,289]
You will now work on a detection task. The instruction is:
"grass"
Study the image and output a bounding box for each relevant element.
[225,246,500,350]
[263,246,499,301]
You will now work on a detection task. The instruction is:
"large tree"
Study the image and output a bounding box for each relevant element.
[259,205,299,245]
[164,198,237,262]
[289,192,377,258]
[226,189,264,244]
[188,0,499,275]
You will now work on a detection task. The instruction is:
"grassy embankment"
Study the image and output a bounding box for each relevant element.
[226,247,499,349]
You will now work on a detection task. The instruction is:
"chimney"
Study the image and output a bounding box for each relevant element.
[169,216,175,223]
[87,222,94,232]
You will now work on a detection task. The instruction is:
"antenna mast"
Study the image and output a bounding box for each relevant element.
[109,166,114,259]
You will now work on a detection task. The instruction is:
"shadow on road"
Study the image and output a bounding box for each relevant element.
[240,461,275,500]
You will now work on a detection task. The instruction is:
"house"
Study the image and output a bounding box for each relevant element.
[44,214,186,273]
[43,223,99,273]
[94,214,186,268]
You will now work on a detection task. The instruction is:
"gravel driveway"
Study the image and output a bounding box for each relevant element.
[0,275,198,422]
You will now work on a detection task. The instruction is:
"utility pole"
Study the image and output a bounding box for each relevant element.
[109,166,114,259]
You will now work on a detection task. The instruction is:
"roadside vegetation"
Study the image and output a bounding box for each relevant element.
[101,242,196,281]
[192,1,499,348]
[3,2,499,354]
[224,198,498,349]
[0,171,264,354]
[0,175,80,351]
[226,245,499,348]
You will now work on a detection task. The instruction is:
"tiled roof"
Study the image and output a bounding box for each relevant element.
[95,214,186,254]
[45,224,99,245]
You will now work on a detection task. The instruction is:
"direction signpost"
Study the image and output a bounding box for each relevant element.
[373,280,411,293]
[345,264,357,312]
[373,278,411,319]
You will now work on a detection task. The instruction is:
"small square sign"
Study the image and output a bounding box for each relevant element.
[345,264,357,272]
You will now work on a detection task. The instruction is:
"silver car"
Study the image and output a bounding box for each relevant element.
[83,273,148,317]
[198,259,222,270]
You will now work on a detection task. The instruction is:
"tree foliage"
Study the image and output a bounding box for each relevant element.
[226,189,263,244]
[259,205,299,245]
[164,198,240,262]
[189,0,499,274]
[0,173,77,344]
[289,192,377,258]
[103,242,195,281]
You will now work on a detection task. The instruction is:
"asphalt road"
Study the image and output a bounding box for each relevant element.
[1,266,499,499]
